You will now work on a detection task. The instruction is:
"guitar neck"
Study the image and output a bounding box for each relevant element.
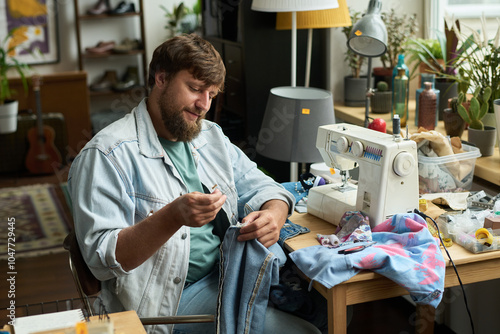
[33,76,44,141]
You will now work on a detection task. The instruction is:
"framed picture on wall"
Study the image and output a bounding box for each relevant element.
[0,0,60,65]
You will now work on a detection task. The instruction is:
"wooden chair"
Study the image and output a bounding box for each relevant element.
[63,232,214,326]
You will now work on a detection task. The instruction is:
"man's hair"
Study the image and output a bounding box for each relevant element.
[148,34,226,91]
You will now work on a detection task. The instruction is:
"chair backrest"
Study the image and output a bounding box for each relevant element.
[63,231,215,325]
[63,231,101,316]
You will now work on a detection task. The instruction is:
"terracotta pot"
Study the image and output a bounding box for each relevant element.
[442,108,465,138]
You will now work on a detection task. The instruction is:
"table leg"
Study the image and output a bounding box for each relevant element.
[329,284,347,334]
[416,304,435,334]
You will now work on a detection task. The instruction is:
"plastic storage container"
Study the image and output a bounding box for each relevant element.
[418,143,481,194]
[452,228,500,254]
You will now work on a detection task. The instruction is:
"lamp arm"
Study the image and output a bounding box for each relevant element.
[365,57,373,128]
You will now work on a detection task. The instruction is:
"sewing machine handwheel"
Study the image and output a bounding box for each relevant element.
[393,151,415,177]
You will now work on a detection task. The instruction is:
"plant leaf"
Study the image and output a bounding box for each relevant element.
[457,104,471,123]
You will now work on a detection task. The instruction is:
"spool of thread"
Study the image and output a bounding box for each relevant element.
[393,114,401,139]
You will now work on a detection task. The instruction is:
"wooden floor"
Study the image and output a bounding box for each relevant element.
[0,173,456,333]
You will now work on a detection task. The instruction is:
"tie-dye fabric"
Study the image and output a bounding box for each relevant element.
[289,213,445,308]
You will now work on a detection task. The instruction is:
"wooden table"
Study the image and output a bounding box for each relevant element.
[285,212,500,334]
[334,102,500,186]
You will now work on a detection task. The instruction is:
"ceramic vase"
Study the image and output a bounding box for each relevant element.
[442,108,465,138]
[418,82,437,130]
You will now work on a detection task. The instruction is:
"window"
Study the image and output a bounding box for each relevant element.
[425,0,499,39]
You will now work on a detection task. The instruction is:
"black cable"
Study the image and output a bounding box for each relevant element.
[413,209,475,334]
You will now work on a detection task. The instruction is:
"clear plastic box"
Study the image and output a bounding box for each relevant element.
[417,144,481,194]
[452,228,500,254]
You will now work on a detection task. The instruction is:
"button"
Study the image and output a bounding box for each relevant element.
[181,233,187,239]
[173,277,182,284]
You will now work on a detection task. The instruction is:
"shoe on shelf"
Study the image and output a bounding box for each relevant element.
[114,66,139,91]
[87,0,111,15]
[109,1,136,15]
[85,41,116,54]
[113,38,141,53]
[90,70,118,91]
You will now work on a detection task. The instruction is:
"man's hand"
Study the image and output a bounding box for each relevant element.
[170,189,227,228]
[116,189,226,271]
[237,199,289,248]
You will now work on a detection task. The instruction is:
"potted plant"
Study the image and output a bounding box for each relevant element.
[457,87,496,156]
[371,81,391,114]
[372,8,418,89]
[342,9,367,107]
[404,19,474,119]
[0,28,31,134]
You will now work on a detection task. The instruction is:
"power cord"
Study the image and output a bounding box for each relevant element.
[413,209,475,334]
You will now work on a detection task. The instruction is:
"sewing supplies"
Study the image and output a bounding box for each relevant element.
[338,242,377,255]
[475,228,494,247]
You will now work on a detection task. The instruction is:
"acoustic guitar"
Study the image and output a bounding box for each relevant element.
[25,75,62,174]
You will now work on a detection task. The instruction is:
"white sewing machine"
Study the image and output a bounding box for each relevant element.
[307,123,419,227]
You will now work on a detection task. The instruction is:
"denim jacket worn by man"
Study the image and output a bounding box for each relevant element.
[68,98,294,324]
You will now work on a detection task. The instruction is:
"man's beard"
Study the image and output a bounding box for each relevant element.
[159,89,203,142]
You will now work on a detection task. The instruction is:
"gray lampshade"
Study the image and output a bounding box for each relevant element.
[347,0,387,57]
[256,86,335,163]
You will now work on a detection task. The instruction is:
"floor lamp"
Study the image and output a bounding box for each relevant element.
[346,0,387,128]
[251,0,340,182]
[275,0,351,88]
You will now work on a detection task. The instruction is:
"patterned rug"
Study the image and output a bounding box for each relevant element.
[0,183,72,260]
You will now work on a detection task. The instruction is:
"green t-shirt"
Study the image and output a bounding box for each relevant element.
[159,138,221,283]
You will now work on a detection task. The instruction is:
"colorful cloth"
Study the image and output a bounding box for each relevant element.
[290,213,445,308]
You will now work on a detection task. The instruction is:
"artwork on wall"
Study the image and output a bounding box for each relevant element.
[0,0,60,65]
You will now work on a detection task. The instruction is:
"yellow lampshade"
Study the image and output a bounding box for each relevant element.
[276,0,351,30]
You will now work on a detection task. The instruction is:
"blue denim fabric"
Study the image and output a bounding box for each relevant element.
[278,219,310,247]
[216,226,285,334]
[67,98,295,331]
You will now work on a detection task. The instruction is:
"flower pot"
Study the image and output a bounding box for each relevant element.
[468,126,497,157]
[494,99,500,147]
[442,108,465,138]
[344,76,368,107]
[434,80,458,121]
[371,91,392,114]
[0,100,19,134]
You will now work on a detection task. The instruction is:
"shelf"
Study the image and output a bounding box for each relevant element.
[88,86,146,97]
[79,12,141,20]
[82,49,145,59]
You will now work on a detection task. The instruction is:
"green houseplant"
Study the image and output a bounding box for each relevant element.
[372,8,417,88]
[457,86,496,156]
[379,8,418,70]
[0,28,31,134]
